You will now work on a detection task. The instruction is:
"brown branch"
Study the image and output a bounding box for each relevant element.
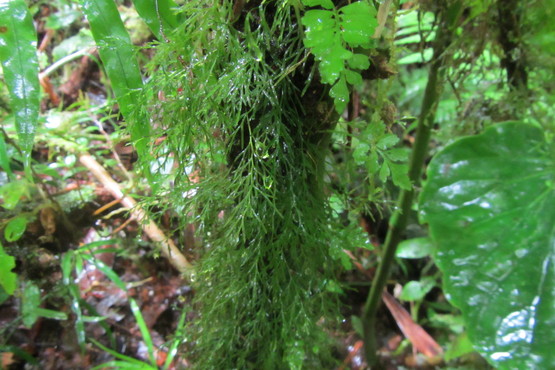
[79,154,193,276]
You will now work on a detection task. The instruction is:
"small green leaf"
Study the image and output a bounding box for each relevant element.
[330,76,349,113]
[324,279,343,293]
[420,122,555,368]
[0,0,40,160]
[445,332,475,362]
[347,53,370,70]
[376,134,399,150]
[319,42,351,84]
[4,216,28,242]
[396,237,434,259]
[400,277,435,301]
[352,142,370,163]
[389,162,411,190]
[351,315,364,337]
[0,243,17,295]
[378,160,390,182]
[0,180,28,210]
[366,150,380,174]
[22,282,41,327]
[302,0,335,9]
[285,340,305,370]
[339,1,377,47]
[301,10,335,32]
[344,69,362,86]
[385,147,410,162]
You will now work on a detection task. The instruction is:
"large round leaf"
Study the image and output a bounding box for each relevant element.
[419,122,555,368]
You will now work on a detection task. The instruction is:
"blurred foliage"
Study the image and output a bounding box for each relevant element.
[0,0,554,368]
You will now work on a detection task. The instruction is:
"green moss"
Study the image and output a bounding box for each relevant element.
[138,1,341,367]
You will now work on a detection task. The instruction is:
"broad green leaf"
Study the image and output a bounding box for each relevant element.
[420,122,555,369]
[0,0,40,160]
[80,0,149,156]
[396,237,434,259]
[302,0,334,10]
[132,0,179,40]
[0,242,17,295]
[4,216,28,242]
[400,277,435,301]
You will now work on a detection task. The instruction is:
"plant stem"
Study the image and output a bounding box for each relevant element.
[362,3,462,365]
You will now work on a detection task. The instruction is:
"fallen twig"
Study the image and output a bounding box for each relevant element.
[79,153,193,276]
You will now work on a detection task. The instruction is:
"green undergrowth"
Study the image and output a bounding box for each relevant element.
[137,1,341,367]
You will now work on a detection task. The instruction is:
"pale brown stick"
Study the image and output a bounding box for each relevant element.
[79,154,193,276]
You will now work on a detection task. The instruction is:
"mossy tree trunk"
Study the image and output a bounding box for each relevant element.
[142,1,340,368]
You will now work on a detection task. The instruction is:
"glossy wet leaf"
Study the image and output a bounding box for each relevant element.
[80,0,149,156]
[132,0,179,40]
[0,243,17,295]
[4,216,28,242]
[0,0,40,160]
[420,122,555,368]
[400,277,435,301]
[330,76,348,114]
[396,237,434,259]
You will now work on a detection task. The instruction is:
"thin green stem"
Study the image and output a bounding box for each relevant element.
[362,2,463,366]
